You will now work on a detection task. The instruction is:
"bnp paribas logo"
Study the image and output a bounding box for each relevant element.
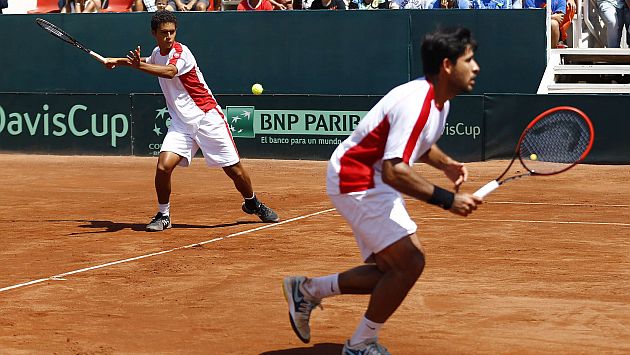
[153,107,171,137]
[225,106,255,138]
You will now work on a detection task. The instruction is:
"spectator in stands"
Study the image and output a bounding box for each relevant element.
[237,0,274,10]
[270,0,292,9]
[524,0,567,48]
[597,0,630,47]
[172,0,209,10]
[60,0,85,12]
[349,0,389,9]
[310,0,346,9]
[294,0,314,8]
[136,0,175,10]
[458,0,515,8]
[299,0,315,7]
[83,0,108,12]
[390,0,439,9]
[0,0,7,14]
[557,0,576,47]
[157,0,174,10]
[135,0,155,11]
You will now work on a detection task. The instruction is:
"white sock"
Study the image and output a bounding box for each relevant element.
[158,203,170,216]
[349,316,383,347]
[302,274,340,300]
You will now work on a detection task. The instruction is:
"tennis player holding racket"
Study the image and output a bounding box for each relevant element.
[103,11,279,231]
[283,27,482,354]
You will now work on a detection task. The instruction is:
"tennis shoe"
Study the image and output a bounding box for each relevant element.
[146,212,171,232]
[282,276,321,343]
[342,338,391,355]
[242,202,279,223]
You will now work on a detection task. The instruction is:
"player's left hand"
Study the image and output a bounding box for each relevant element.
[443,161,468,192]
[127,46,142,68]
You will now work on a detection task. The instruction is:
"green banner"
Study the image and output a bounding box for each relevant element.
[0,93,132,154]
[226,106,366,137]
[130,94,484,161]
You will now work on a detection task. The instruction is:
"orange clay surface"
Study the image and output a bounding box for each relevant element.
[0,154,628,355]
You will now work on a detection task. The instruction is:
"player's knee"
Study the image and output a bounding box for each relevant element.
[394,248,425,283]
[408,248,426,279]
[156,162,175,175]
[223,164,246,180]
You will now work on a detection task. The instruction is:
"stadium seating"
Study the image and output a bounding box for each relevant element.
[537,48,630,93]
[101,0,133,11]
[27,0,61,13]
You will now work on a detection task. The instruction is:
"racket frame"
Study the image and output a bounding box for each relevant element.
[35,18,105,64]
[474,106,594,198]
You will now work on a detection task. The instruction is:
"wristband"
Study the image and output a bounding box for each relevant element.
[427,185,455,210]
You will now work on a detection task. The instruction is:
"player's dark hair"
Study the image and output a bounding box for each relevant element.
[151,10,177,32]
[421,27,477,75]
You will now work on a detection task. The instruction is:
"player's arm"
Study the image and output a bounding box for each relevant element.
[419,144,468,191]
[382,158,481,216]
[110,46,177,79]
[132,60,177,79]
[103,56,174,78]
[103,57,131,69]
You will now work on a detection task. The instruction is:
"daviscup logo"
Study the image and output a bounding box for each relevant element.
[225,106,255,138]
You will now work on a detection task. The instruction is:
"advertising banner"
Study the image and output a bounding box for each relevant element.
[131,94,484,161]
[0,93,132,155]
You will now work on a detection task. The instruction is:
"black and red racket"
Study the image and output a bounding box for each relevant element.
[474,106,594,198]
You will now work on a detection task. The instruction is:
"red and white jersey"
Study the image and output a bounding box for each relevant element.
[147,42,218,126]
[327,77,450,195]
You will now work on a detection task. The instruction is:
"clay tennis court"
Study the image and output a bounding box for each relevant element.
[0,154,628,354]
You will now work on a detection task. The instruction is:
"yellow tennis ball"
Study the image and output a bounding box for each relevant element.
[530,153,538,160]
[252,83,263,95]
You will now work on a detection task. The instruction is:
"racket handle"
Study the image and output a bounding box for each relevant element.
[473,180,499,199]
[89,51,105,63]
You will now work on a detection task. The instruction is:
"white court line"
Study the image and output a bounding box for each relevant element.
[0,208,336,294]
[487,201,630,208]
[418,217,630,227]
[2,207,626,293]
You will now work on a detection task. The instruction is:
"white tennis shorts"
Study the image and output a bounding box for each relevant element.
[329,188,417,262]
[160,107,240,168]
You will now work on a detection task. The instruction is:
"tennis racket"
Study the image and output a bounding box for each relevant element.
[473,106,594,198]
[35,18,105,63]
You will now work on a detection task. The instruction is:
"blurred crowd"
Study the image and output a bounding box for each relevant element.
[7,0,630,48]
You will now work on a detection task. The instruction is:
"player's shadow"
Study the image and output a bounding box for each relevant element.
[44,219,262,236]
[260,343,343,355]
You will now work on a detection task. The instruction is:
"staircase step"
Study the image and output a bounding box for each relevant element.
[553,65,630,75]
[547,83,630,93]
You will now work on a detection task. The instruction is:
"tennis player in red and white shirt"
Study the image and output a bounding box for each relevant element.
[283,27,483,354]
[104,10,279,231]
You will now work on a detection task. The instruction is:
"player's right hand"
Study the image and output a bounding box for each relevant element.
[449,193,482,216]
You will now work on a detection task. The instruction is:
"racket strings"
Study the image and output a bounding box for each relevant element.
[37,19,78,46]
[519,110,592,174]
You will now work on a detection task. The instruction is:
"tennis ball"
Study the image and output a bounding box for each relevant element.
[252,83,263,95]
[530,153,538,160]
